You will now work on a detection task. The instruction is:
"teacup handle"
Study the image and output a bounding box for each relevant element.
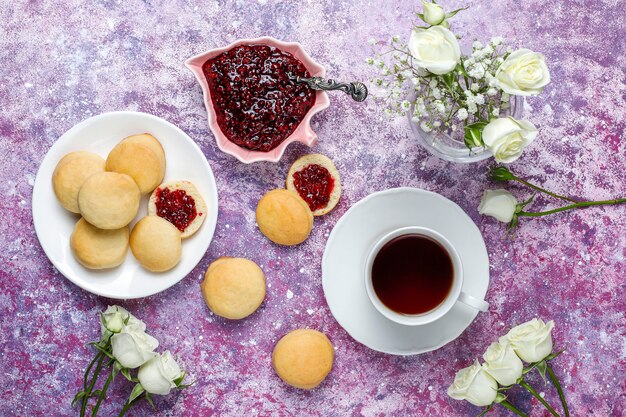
[458,292,489,312]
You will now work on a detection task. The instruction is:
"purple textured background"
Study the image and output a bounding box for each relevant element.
[1,0,625,416]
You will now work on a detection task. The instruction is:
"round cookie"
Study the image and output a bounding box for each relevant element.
[148,180,207,238]
[121,133,166,176]
[78,172,140,229]
[256,189,313,246]
[70,218,129,269]
[201,257,266,319]
[272,329,335,389]
[286,153,342,216]
[106,141,164,194]
[52,151,105,213]
[130,216,182,272]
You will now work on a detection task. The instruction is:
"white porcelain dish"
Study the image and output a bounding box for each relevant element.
[322,188,489,355]
[32,111,219,299]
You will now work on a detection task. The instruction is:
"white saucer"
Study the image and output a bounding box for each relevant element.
[322,188,489,355]
[32,111,219,299]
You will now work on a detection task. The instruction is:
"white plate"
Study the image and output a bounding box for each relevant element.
[322,188,489,355]
[32,111,219,299]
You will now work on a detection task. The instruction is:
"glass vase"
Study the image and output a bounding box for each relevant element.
[407,94,524,163]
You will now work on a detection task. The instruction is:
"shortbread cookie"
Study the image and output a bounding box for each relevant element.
[121,133,166,177]
[286,154,341,216]
[106,141,164,194]
[78,172,140,229]
[201,257,266,319]
[70,218,129,269]
[130,216,182,272]
[52,151,105,213]
[256,189,313,246]
[272,329,334,389]
[148,180,207,238]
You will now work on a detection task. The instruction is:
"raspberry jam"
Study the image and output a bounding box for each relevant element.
[155,187,197,232]
[203,44,316,152]
[293,164,335,212]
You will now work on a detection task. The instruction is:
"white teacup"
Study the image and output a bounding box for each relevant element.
[364,226,489,326]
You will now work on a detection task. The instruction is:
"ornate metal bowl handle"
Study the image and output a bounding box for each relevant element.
[288,73,368,102]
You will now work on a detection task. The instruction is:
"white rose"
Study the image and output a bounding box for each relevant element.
[482,117,538,163]
[495,48,550,96]
[138,351,183,395]
[422,1,445,26]
[478,189,518,223]
[101,305,145,335]
[482,341,523,386]
[408,26,460,75]
[501,318,555,363]
[447,360,498,407]
[111,324,159,369]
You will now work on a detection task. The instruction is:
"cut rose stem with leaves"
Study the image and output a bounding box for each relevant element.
[519,380,560,417]
[546,365,570,417]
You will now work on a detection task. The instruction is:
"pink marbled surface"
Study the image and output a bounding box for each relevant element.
[0,0,625,416]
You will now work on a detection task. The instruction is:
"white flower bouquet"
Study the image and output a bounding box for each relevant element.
[448,318,570,416]
[368,1,550,163]
[73,306,190,416]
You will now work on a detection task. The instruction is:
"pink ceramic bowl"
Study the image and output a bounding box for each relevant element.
[185,37,330,163]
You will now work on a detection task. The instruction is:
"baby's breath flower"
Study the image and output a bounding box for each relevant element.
[491,36,503,46]
[400,100,411,111]
[501,92,510,102]
[433,120,442,128]
[467,103,478,114]
[429,79,438,88]
[487,87,498,96]
[376,60,385,69]
[492,107,500,117]
[470,83,480,92]
[434,100,446,113]
[368,38,377,45]
[473,40,483,50]
[383,107,393,116]
[432,88,442,99]
[392,35,400,43]
[474,94,485,105]
[420,121,432,132]
[457,108,469,121]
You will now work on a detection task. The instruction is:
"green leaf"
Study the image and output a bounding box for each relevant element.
[72,391,86,407]
[121,367,132,381]
[545,349,565,361]
[145,393,157,411]
[173,371,186,387]
[442,72,455,90]
[476,404,493,417]
[446,7,469,19]
[464,122,488,149]
[495,393,507,403]
[490,166,515,182]
[516,194,536,213]
[536,361,548,382]
[128,383,145,404]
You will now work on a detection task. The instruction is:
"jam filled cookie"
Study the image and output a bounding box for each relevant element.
[286,154,341,216]
[148,180,206,238]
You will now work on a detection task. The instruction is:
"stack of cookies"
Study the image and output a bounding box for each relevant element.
[53,133,206,272]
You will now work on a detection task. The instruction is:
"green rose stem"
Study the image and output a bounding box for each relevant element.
[519,380,560,417]
[490,166,578,203]
[518,198,626,218]
[546,365,570,417]
[498,400,530,417]
[80,351,106,417]
[91,364,117,416]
